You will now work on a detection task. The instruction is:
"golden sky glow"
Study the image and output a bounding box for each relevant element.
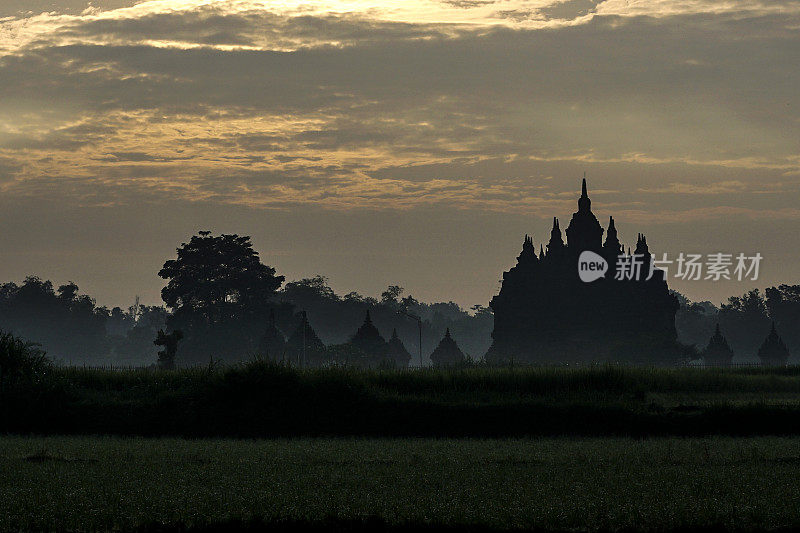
[0,0,799,307]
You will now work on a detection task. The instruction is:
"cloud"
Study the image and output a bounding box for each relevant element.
[0,1,797,222]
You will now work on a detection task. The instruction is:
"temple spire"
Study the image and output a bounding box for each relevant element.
[547,217,564,254]
[602,215,622,260]
[517,233,537,264]
[578,177,591,212]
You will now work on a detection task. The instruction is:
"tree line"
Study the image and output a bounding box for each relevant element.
[673,287,800,362]
[0,231,797,366]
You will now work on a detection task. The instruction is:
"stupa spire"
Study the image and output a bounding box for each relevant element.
[518,233,537,264]
[578,176,591,212]
[602,215,622,260]
[547,217,564,254]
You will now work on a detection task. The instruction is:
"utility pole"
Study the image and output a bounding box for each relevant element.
[400,310,423,367]
[302,311,307,368]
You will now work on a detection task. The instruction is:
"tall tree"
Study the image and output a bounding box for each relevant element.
[718,289,770,359]
[159,231,285,363]
[765,284,800,357]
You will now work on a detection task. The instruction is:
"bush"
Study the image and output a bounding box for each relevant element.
[0,331,51,389]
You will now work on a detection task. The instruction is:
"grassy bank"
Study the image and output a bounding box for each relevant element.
[2,435,800,531]
[5,363,800,437]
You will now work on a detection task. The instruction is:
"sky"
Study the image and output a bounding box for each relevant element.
[0,0,798,310]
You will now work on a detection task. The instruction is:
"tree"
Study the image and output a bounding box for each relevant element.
[0,277,109,363]
[765,284,800,356]
[154,329,183,369]
[401,294,419,309]
[159,231,285,363]
[672,291,718,350]
[283,276,338,307]
[718,289,770,359]
[0,331,50,390]
[110,305,168,365]
[381,285,404,304]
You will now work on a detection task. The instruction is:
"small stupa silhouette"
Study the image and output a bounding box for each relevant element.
[286,310,326,366]
[258,309,286,361]
[349,310,388,359]
[386,328,412,368]
[430,328,465,366]
[757,322,790,367]
[703,323,733,366]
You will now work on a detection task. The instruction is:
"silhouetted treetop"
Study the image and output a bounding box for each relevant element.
[157,232,285,364]
[284,276,338,303]
[0,276,108,362]
[381,285,404,304]
[159,232,284,317]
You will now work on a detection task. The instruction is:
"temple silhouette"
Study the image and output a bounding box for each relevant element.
[757,322,790,366]
[703,324,734,366]
[486,179,680,364]
[430,328,466,366]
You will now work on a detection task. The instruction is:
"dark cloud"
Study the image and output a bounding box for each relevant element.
[539,0,605,20]
[0,4,799,308]
[441,0,497,8]
[95,151,192,162]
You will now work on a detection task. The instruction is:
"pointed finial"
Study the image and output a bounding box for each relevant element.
[771,321,777,334]
[391,328,399,340]
[364,310,372,324]
[578,177,591,212]
[715,323,721,335]
[445,328,451,338]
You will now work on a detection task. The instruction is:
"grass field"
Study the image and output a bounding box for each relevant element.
[6,363,800,437]
[3,436,800,531]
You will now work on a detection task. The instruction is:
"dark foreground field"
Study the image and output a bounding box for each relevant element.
[6,363,800,437]
[2,436,800,532]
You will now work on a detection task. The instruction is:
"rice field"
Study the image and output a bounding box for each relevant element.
[2,436,800,531]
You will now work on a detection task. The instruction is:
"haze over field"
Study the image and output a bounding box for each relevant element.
[1,0,798,309]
